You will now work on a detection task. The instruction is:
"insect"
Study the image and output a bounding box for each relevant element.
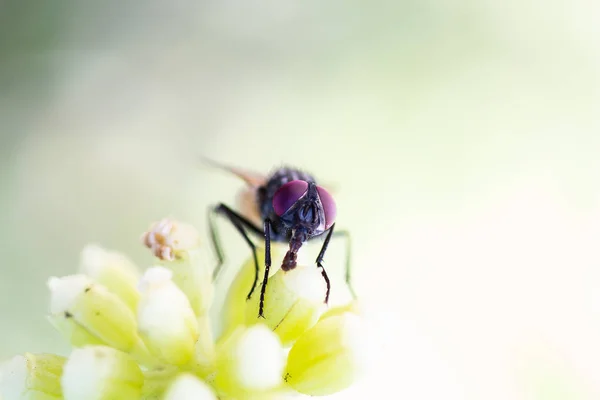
[206,159,354,318]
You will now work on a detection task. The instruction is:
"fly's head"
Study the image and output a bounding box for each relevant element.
[272,180,336,240]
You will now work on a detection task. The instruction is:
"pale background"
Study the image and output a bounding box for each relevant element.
[1,0,600,399]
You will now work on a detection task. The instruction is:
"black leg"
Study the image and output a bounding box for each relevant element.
[332,229,356,298]
[208,203,263,299]
[259,219,272,318]
[207,208,224,280]
[316,224,335,304]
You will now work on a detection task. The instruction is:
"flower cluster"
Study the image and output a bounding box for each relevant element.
[0,219,364,399]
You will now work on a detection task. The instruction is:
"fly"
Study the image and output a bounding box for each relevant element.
[205,159,354,318]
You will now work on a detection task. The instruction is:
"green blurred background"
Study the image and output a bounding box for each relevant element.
[1,0,600,398]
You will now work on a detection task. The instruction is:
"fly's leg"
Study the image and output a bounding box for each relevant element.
[315,224,335,304]
[259,219,273,318]
[208,203,263,299]
[332,229,356,298]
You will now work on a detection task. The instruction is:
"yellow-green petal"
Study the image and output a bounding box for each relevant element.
[0,353,66,400]
[165,248,214,318]
[319,299,361,321]
[245,265,326,346]
[285,314,364,396]
[137,267,199,365]
[140,366,179,400]
[214,325,285,397]
[61,346,144,400]
[219,246,276,337]
[79,244,141,311]
[47,275,141,353]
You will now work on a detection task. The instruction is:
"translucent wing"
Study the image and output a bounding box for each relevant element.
[202,157,265,225]
[201,157,266,188]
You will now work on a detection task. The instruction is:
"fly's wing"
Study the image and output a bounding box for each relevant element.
[202,157,266,226]
[202,157,266,188]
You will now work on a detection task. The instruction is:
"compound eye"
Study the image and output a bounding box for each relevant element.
[273,180,309,216]
[316,186,336,229]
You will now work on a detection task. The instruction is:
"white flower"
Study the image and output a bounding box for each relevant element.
[79,244,140,311]
[0,353,65,400]
[3,217,364,399]
[214,325,285,396]
[142,219,214,318]
[61,346,144,400]
[163,374,217,400]
[47,275,142,353]
[137,267,199,365]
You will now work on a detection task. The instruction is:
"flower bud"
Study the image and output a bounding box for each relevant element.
[61,346,144,400]
[79,244,140,311]
[284,314,365,396]
[319,299,361,321]
[163,374,217,400]
[47,275,141,353]
[245,265,327,346]
[137,267,199,365]
[141,219,201,262]
[0,353,65,400]
[214,325,285,397]
[169,250,214,318]
[142,219,213,317]
[219,247,272,337]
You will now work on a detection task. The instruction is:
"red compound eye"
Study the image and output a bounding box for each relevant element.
[273,180,308,216]
[316,186,336,229]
